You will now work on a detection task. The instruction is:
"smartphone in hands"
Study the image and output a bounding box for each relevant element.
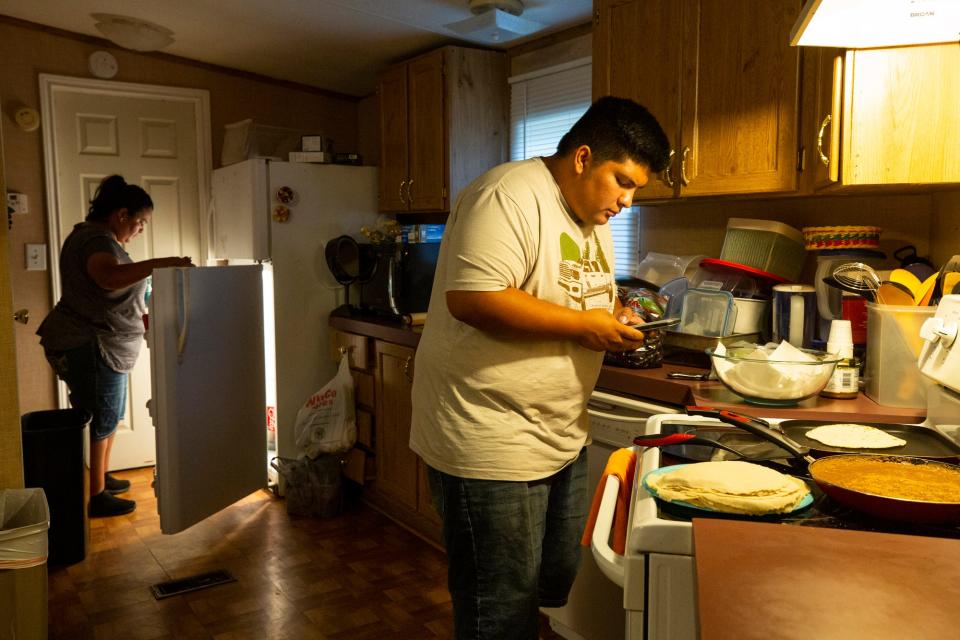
[624,316,680,331]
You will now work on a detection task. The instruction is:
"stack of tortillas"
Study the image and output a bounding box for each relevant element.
[804,424,906,449]
[646,461,810,515]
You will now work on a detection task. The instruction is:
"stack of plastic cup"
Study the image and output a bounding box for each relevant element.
[827,319,854,358]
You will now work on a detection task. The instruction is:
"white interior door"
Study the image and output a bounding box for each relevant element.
[40,75,211,470]
[149,266,266,535]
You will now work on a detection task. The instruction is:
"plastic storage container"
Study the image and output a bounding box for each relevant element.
[21,409,90,565]
[0,488,50,640]
[720,218,806,281]
[221,119,304,166]
[678,288,738,337]
[864,304,936,408]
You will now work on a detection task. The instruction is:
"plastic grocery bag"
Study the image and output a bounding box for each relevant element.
[294,355,356,457]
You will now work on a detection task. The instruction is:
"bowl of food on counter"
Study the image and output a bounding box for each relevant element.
[706,341,842,406]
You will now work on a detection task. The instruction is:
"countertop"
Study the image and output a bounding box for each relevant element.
[329,313,927,423]
[693,519,960,640]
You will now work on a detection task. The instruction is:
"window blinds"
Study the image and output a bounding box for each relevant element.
[509,58,639,279]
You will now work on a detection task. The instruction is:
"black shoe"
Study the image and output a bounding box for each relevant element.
[105,472,131,494]
[89,490,136,517]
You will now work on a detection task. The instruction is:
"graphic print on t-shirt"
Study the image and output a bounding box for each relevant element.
[557,231,614,310]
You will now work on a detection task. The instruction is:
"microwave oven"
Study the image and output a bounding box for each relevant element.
[358,242,440,318]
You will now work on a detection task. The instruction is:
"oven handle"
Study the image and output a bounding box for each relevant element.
[590,475,625,587]
[587,408,649,423]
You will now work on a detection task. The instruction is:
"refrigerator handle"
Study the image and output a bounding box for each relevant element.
[205,194,216,262]
[176,269,190,363]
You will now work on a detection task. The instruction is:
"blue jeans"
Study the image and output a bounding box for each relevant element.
[427,448,589,640]
[45,343,127,440]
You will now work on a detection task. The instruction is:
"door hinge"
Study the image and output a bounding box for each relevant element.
[442,186,447,199]
[594,10,600,26]
[797,147,806,172]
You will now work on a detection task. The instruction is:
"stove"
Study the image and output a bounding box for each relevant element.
[590,411,960,640]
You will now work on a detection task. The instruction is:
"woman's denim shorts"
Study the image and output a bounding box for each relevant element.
[45,343,127,440]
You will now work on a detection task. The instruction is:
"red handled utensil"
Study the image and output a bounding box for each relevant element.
[685,406,814,470]
[633,432,749,459]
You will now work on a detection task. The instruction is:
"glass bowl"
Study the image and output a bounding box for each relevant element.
[706,345,843,406]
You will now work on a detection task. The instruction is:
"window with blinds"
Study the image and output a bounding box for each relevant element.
[509,58,639,279]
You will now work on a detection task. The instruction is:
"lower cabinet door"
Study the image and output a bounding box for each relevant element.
[374,340,418,510]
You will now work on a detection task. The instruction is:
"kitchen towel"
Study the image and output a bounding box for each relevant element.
[581,447,637,555]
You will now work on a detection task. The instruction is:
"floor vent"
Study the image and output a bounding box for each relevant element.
[150,569,237,600]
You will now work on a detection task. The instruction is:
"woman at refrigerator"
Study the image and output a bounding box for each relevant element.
[37,175,193,517]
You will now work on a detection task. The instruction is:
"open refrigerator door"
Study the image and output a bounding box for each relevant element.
[147,265,267,534]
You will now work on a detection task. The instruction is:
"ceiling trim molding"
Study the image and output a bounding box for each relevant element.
[0,13,363,101]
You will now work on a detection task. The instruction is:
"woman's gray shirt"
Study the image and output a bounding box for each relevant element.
[37,222,147,373]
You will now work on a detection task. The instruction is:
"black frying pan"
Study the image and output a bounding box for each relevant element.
[778,420,960,462]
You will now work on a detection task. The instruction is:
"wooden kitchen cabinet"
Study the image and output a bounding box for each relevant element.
[329,330,377,484]
[377,46,508,213]
[803,43,960,189]
[372,339,442,542]
[593,0,802,199]
[374,340,418,509]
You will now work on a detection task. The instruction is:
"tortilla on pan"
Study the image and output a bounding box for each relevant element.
[805,424,907,449]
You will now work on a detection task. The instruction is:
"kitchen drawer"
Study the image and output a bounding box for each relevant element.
[329,330,371,371]
[343,447,377,485]
[357,409,374,449]
[354,371,375,409]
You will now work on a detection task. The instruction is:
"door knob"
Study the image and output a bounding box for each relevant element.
[13,309,29,324]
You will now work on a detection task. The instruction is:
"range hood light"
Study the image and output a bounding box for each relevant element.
[790,0,960,48]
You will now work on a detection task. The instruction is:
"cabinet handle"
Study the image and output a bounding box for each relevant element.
[662,149,676,188]
[403,355,414,383]
[816,114,832,167]
[680,146,690,186]
[405,179,414,206]
[398,180,408,204]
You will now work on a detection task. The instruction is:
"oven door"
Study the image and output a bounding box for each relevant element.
[546,392,679,640]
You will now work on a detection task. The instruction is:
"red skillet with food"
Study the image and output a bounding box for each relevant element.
[684,406,960,525]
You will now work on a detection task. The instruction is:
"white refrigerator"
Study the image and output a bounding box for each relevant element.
[147,159,379,534]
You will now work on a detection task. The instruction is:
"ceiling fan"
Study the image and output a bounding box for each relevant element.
[444,0,546,43]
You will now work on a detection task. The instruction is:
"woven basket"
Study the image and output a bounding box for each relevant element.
[802,225,882,250]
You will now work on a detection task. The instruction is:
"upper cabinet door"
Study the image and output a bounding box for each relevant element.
[801,47,844,192]
[594,0,682,200]
[679,0,801,196]
[407,51,447,211]
[841,44,960,186]
[379,64,410,212]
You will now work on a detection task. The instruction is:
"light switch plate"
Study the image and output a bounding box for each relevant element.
[7,192,28,214]
[25,243,47,271]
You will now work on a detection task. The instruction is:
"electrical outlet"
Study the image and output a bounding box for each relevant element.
[25,244,47,271]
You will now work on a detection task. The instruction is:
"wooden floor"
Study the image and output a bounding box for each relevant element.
[47,467,565,640]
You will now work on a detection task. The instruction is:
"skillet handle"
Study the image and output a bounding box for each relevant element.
[634,433,696,448]
[686,405,771,428]
[685,406,811,463]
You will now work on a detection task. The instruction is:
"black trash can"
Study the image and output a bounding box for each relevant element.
[21,409,90,566]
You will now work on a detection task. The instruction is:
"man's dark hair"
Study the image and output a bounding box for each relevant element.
[556,96,671,172]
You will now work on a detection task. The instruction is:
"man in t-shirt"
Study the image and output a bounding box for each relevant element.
[410,96,671,639]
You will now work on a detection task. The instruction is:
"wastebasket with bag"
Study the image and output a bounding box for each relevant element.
[0,488,50,640]
[21,408,90,565]
[273,355,357,517]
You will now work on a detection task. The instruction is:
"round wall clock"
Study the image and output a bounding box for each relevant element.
[88,50,119,79]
